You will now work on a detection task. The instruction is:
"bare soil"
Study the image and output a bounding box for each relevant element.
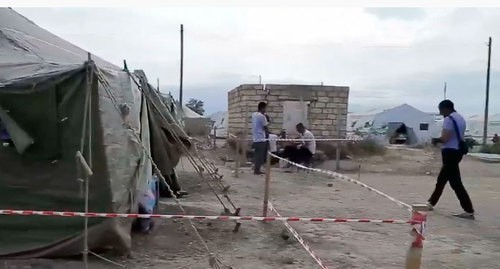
[2,145,500,269]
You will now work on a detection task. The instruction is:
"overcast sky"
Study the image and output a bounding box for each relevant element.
[15,7,500,116]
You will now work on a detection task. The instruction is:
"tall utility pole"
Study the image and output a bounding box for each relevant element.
[179,24,184,106]
[483,37,492,146]
[443,82,447,99]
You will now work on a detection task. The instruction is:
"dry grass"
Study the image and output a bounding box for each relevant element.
[480,143,500,154]
[345,138,387,157]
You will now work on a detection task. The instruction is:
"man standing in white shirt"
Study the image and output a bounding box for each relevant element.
[251,102,269,175]
[296,123,316,164]
[280,123,315,166]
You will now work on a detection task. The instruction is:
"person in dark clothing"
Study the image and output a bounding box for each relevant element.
[279,123,316,166]
[428,100,474,220]
[492,133,499,144]
[0,119,13,146]
[159,170,188,198]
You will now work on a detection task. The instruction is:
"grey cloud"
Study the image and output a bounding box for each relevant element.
[349,70,500,115]
[365,8,427,21]
[11,7,500,117]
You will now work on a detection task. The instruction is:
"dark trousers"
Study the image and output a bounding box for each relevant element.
[253,141,268,173]
[159,173,181,198]
[428,149,474,213]
[281,145,313,165]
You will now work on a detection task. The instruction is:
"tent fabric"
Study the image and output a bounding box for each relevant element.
[209,111,228,138]
[182,105,203,118]
[467,113,500,139]
[0,8,118,84]
[0,104,34,154]
[135,71,191,177]
[182,105,211,136]
[352,104,437,145]
[0,7,189,258]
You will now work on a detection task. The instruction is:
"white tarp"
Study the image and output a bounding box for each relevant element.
[351,104,439,144]
[466,113,500,140]
[209,111,227,138]
[182,105,204,118]
[182,105,211,136]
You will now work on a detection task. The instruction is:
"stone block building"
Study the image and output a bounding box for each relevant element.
[227,84,349,138]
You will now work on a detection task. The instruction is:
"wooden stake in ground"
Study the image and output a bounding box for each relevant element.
[213,126,217,149]
[262,152,272,216]
[335,118,342,171]
[234,135,240,178]
[405,204,428,269]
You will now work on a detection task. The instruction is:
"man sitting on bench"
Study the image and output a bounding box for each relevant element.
[281,123,316,166]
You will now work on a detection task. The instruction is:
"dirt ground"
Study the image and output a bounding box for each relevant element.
[2,145,500,269]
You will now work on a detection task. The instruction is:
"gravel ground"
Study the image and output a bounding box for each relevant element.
[2,146,499,269]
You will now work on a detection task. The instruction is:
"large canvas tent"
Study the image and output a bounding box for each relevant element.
[351,104,439,145]
[0,8,189,257]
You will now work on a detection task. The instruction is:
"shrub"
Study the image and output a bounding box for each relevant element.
[346,138,386,156]
[316,142,348,160]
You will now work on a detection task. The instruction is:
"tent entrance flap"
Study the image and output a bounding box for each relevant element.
[387,122,418,145]
[0,105,34,154]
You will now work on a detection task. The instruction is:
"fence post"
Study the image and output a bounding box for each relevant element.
[234,136,240,178]
[335,119,341,171]
[262,152,272,216]
[405,204,428,269]
[213,126,217,149]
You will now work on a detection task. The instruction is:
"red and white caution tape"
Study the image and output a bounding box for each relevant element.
[269,153,412,212]
[268,202,329,269]
[0,210,419,224]
[228,133,361,142]
[231,137,361,142]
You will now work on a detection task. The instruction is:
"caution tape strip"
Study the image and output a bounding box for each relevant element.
[268,153,413,211]
[228,136,362,142]
[0,210,420,224]
[269,202,329,269]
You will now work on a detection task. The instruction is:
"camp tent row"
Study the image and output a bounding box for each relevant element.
[349,104,440,145]
[0,8,189,257]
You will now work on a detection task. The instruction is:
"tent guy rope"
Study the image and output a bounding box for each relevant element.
[268,152,412,211]
[96,66,230,269]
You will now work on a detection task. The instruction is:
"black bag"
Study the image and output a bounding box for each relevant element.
[449,116,468,155]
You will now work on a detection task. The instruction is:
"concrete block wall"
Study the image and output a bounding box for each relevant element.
[227,84,349,138]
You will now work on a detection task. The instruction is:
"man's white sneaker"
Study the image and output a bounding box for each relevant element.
[426,202,434,211]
